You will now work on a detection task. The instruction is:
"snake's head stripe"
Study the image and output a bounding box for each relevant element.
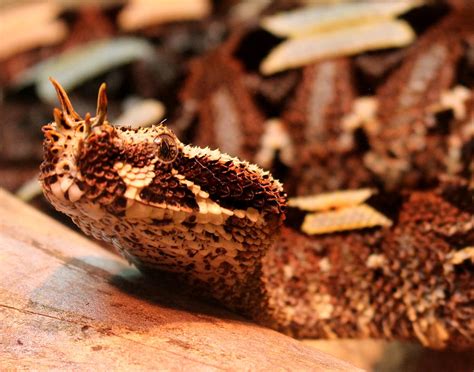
[40,79,287,308]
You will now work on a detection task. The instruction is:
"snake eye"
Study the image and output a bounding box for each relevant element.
[154,133,178,163]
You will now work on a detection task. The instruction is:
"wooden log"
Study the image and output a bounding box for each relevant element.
[0,189,359,371]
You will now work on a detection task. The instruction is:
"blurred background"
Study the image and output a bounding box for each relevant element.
[0,0,473,370]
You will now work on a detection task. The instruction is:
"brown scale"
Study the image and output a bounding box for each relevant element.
[376,12,472,141]
[75,124,200,213]
[403,188,474,248]
[284,59,354,145]
[140,162,198,210]
[40,125,62,168]
[381,192,473,349]
[282,59,373,195]
[369,10,474,189]
[176,153,286,215]
[77,126,127,212]
[261,191,473,348]
[118,141,156,168]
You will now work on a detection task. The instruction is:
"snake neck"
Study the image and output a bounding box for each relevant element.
[54,188,284,314]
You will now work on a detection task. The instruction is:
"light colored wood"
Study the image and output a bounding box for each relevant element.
[303,340,386,370]
[0,189,359,371]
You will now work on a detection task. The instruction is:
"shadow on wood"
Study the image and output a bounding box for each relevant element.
[0,189,359,371]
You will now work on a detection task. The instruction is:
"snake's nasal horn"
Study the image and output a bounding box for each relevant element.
[95,82,108,127]
[49,78,109,131]
[49,77,82,128]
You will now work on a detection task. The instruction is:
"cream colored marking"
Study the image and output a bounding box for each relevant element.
[197,199,208,214]
[246,208,260,223]
[366,254,386,269]
[318,257,331,273]
[124,187,139,200]
[311,294,334,320]
[80,202,105,220]
[255,118,294,168]
[126,201,153,219]
[207,202,221,215]
[234,210,246,219]
[116,162,157,187]
[261,1,423,37]
[163,203,184,213]
[283,265,293,279]
[211,87,243,156]
[260,19,415,75]
[67,183,84,202]
[221,208,234,217]
[302,204,392,235]
[198,190,209,198]
[289,188,375,212]
[176,174,240,221]
[447,246,474,265]
[428,85,471,120]
[59,176,74,193]
[207,212,224,225]
[342,96,379,132]
[50,181,66,201]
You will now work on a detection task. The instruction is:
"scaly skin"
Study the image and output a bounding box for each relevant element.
[40,80,473,349]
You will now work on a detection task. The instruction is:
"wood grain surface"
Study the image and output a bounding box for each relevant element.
[0,189,359,371]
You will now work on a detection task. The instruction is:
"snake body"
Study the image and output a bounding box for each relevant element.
[40,80,473,349]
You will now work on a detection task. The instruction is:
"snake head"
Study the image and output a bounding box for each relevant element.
[40,79,286,228]
[40,79,183,213]
[40,79,287,305]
